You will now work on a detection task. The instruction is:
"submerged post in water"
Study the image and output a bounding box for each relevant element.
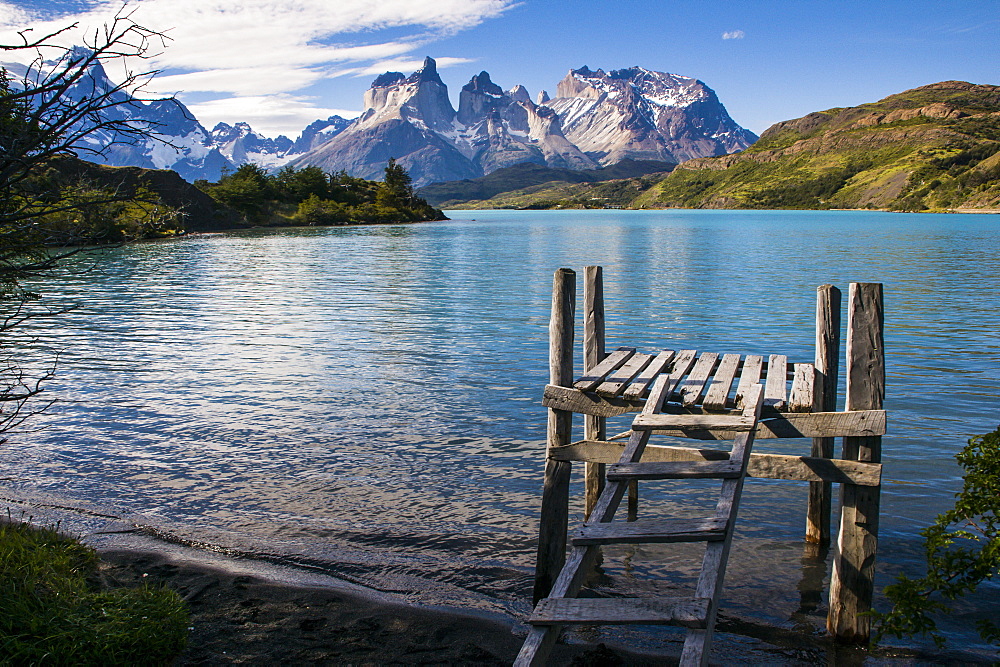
[583,265,606,519]
[533,268,576,604]
[828,282,884,641]
[807,284,841,545]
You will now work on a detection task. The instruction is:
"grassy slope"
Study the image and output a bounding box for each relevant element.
[642,81,1000,211]
[420,159,674,209]
[437,171,671,210]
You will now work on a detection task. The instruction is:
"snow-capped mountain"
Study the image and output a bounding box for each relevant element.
[546,66,758,164]
[208,122,294,169]
[2,48,349,181]
[6,48,755,186]
[290,58,756,186]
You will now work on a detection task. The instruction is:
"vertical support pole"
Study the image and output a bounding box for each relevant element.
[807,285,841,545]
[828,283,884,641]
[533,268,576,604]
[583,266,606,520]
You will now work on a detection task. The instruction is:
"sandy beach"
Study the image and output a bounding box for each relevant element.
[95,544,652,665]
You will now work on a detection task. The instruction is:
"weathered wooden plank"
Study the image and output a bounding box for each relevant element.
[808,284,841,546]
[642,409,884,439]
[702,353,741,411]
[829,282,885,642]
[541,385,886,436]
[677,352,719,406]
[530,597,709,628]
[607,460,741,481]
[549,441,883,486]
[573,517,727,545]
[734,355,763,409]
[573,347,635,391]
[665,349,698,396]
[583,266,606,521]
[622,350,675,400]
[764,354,788,410]
[543,384,642,417]
[679,385,764,666]
[788,363,816,413]
[535,268,575,605]
[596,352,654,397]
[632,413,755,432]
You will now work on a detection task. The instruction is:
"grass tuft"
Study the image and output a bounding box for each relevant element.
[0,519,188,664]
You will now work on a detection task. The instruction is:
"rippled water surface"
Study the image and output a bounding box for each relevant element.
[3,210,999,653]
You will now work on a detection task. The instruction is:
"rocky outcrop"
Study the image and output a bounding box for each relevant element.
[545,66,757,165]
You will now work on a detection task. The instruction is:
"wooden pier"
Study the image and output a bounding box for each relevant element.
[518,267,885,665]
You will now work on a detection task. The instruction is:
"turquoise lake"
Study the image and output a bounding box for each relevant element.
[2,209,998,656]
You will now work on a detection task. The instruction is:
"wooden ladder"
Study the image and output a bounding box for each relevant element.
[515,378,766,667]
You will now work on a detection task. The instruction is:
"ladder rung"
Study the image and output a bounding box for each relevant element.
[529,596,709,628]
[631,413,755,431]
[572,517,728,545]
[607,460,741,481]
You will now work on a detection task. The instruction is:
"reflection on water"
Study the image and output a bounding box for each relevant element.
[2,210,999,652]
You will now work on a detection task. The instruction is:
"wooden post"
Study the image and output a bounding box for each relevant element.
[828,283,884,641]
[533,268,576,604]
[583,266,606,520]
[807,285,841,545]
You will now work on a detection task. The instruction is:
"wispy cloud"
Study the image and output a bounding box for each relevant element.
[0,0,516,135]
[186,95,361,136]
[334,56,475,78]
[722,30,745,40]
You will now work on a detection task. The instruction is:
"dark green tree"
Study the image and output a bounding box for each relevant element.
[873,427,1000,649]
[378,157,414,208]
[274,165,328,203]
[206,163,276,221]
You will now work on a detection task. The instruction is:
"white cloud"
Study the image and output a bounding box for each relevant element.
[0,0,515,134]
[187,95,360,137]
[333,56,475,78]
[722,30,745,40]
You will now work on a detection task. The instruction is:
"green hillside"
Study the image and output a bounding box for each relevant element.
[417,159,674,208]
[641,81,1000,211]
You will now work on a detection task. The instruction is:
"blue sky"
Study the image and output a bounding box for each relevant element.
[2,0,998,137]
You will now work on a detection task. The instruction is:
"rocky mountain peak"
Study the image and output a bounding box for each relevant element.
[457,70,510,125]
[405,56,443,85]
[463,71,504,96]
[371,71,405,88]
[508,84,531,103]
[548,64,756,165]
[537,90,550,104]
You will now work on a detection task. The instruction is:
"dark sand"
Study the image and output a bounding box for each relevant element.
[93,545,953,666]
[96,547,658,666]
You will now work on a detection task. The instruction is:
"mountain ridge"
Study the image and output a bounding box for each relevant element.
[288,57,754,186]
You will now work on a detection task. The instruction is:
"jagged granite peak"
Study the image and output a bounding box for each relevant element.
[537,89,550,104]
[463,71,504,96]
[361,56,454,133]
[457,71,507,126]
[405,56,444,85]
[547,64,757,164]
[371,71,405,88]
[508,84,531,103]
